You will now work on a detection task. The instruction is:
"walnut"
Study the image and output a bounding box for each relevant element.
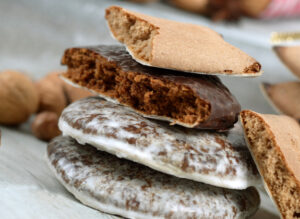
[31,111,61,141]
[36,72,67,116]
[0,70,39,125]
[36,71,93,115]
[32,71,93,141]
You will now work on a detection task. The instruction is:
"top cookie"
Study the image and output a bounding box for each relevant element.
[105,6,262,76]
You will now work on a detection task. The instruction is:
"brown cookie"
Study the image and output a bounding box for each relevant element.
[240,110,300,219]
[47,136,260,219]
[105,6,261,76]
[58,97,260,189]
[273,45,300,79]
[62,45,241,130]
[261,82,300,120]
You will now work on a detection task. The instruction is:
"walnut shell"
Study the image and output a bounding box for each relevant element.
[36,72,67,115]
[47,71,94,103]
[36,71,93,115]
[0,70,39,125]
[31,111,61,141]
[63,81,94,103]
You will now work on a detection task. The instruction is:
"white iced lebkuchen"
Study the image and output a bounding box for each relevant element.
[47,136,260,219]
[59,97,261,189]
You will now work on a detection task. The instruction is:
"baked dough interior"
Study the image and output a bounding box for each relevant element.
[106,6,157,63]
[240,110,300,219]
[105,6,262,75]
[62,49,211,126]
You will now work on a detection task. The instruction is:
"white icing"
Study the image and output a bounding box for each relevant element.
[59,97,261,189]
[47,136,260,219]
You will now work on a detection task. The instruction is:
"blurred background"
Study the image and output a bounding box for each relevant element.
[1,0,299,112]
[0,0,299,218]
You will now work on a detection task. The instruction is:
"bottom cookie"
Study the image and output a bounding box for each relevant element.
[47,136,260,219]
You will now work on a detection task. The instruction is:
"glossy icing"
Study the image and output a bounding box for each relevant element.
[59,97,260,189]
[47,136,260,219]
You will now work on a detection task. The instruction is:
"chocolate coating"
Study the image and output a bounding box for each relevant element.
[62,45,241,130]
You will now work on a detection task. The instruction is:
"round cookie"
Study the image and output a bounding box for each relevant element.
[105,6,262,76]
[61,45,241,130]
[59,97,261,189]
[47,136,261,219]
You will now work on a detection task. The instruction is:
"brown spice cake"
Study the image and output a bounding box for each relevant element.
[61,45,241,130]
[240,110,300,219]
[105,6,261,76]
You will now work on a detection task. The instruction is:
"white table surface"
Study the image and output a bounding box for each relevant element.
[1,0,299,218]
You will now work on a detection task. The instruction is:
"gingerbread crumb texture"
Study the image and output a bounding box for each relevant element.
[105,7,157,62]
[105,6,261,76]
[240,110,300,219]
[62,45,240,130]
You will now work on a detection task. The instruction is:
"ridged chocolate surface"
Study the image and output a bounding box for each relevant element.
[47,136,260,219]
[59,97,260,189]
[62,45,241,130]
